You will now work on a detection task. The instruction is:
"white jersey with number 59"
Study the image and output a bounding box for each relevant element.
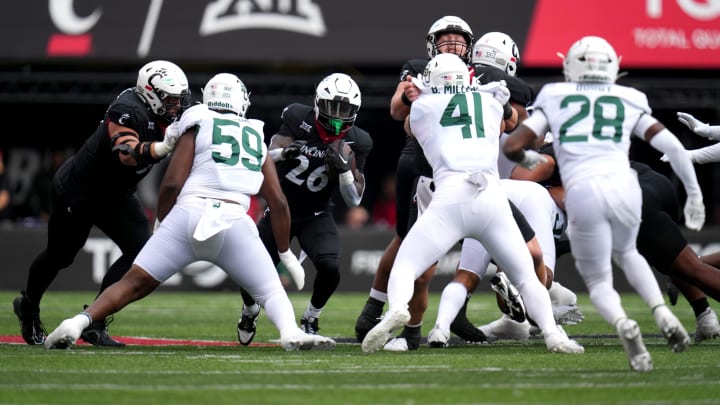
[524,82,651,189]
[409,90,505,187]
[176,103,268,207]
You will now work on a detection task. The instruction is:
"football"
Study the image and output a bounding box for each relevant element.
[325,139,356,177]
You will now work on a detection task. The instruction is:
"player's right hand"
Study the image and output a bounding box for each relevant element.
[279,250,305,290]
[518,149,548,171]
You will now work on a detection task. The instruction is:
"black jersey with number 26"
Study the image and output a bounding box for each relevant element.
[274,103,372,215]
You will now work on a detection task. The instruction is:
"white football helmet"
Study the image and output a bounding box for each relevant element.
[314,73,361,141]
[562,36,620,83]
[426,16,474,63]
[135,60,191,120]
[473,32,520,77]
[202,73,251,117]
[422,53,471,93]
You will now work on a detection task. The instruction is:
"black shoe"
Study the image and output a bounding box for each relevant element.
[490,273,527,323]
[237,307,259,345]
[301,316,319,335]
[397,325,421,350]
[12,291,47,345]
[354,298,384,342]
[79,310,125,347]
[450,299,488,343]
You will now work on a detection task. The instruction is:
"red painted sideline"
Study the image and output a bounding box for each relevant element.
[0,335,277,347]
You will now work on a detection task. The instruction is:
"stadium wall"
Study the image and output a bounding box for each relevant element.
[2,226,720,293]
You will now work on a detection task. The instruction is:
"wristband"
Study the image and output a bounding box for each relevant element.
[401,92,412,106]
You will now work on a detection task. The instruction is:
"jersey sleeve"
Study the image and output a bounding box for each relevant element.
[346,127,373,172]
[276,103,311,141]
[105,102,144,133]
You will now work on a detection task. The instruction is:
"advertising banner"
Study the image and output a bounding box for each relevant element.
[3,1,717,68]
[524,0,720,68]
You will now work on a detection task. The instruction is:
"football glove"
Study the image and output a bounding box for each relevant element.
[477,80,511,106]
[684,196,705,231]
[281,140,306,160]
[279,250,305,290]
[155,122,181,157]
[677,112,720,140]
[325,141,351,173]
[518,149,548,171]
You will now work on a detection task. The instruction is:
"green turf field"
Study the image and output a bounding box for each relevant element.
[1,291,719,404]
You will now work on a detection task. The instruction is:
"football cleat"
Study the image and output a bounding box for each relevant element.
[13,291,47,345]
[383,325,422,352]
[695,307,720,343]
[354,298,384,342]
[450,300,488,343]
[553,305,585,325]
[490,272,526,323]
[45,316,87,349]
[616,318,653,372]
[362,308,410,353]
[237,306,260,346]
[79,307,125,347]
[280,328,336,351]
[653,305,690,353]
[300,316,320,335]
[478,314,530,343]
[427,326,450,348]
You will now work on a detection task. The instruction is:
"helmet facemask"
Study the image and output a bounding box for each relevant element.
[314,73,361,143]
[426,16,474,63]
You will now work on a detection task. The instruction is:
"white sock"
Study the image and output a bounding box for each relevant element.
[303,303,322,320]
[243,303,260,316]
[369,288,388,303]
[435,282,468,331]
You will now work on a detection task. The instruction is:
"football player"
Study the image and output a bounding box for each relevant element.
[236,73,372,344]
[13,61,190,347]
[44,73,336,351]
[354,15,476,351]
[431,32,583,346]
[361,53,584,355]
[504,36,702,371]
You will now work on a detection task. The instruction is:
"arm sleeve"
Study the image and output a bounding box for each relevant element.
[689,143,720,164]
[338,171,363,207]
[649,128,702,198]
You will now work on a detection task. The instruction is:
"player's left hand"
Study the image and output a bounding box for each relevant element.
[684,196,705,231]
[325,141,351,173]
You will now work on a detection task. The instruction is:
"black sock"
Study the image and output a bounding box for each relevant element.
[690,297,710,318]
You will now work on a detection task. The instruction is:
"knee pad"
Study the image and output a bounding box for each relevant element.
[314,255,340,276]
